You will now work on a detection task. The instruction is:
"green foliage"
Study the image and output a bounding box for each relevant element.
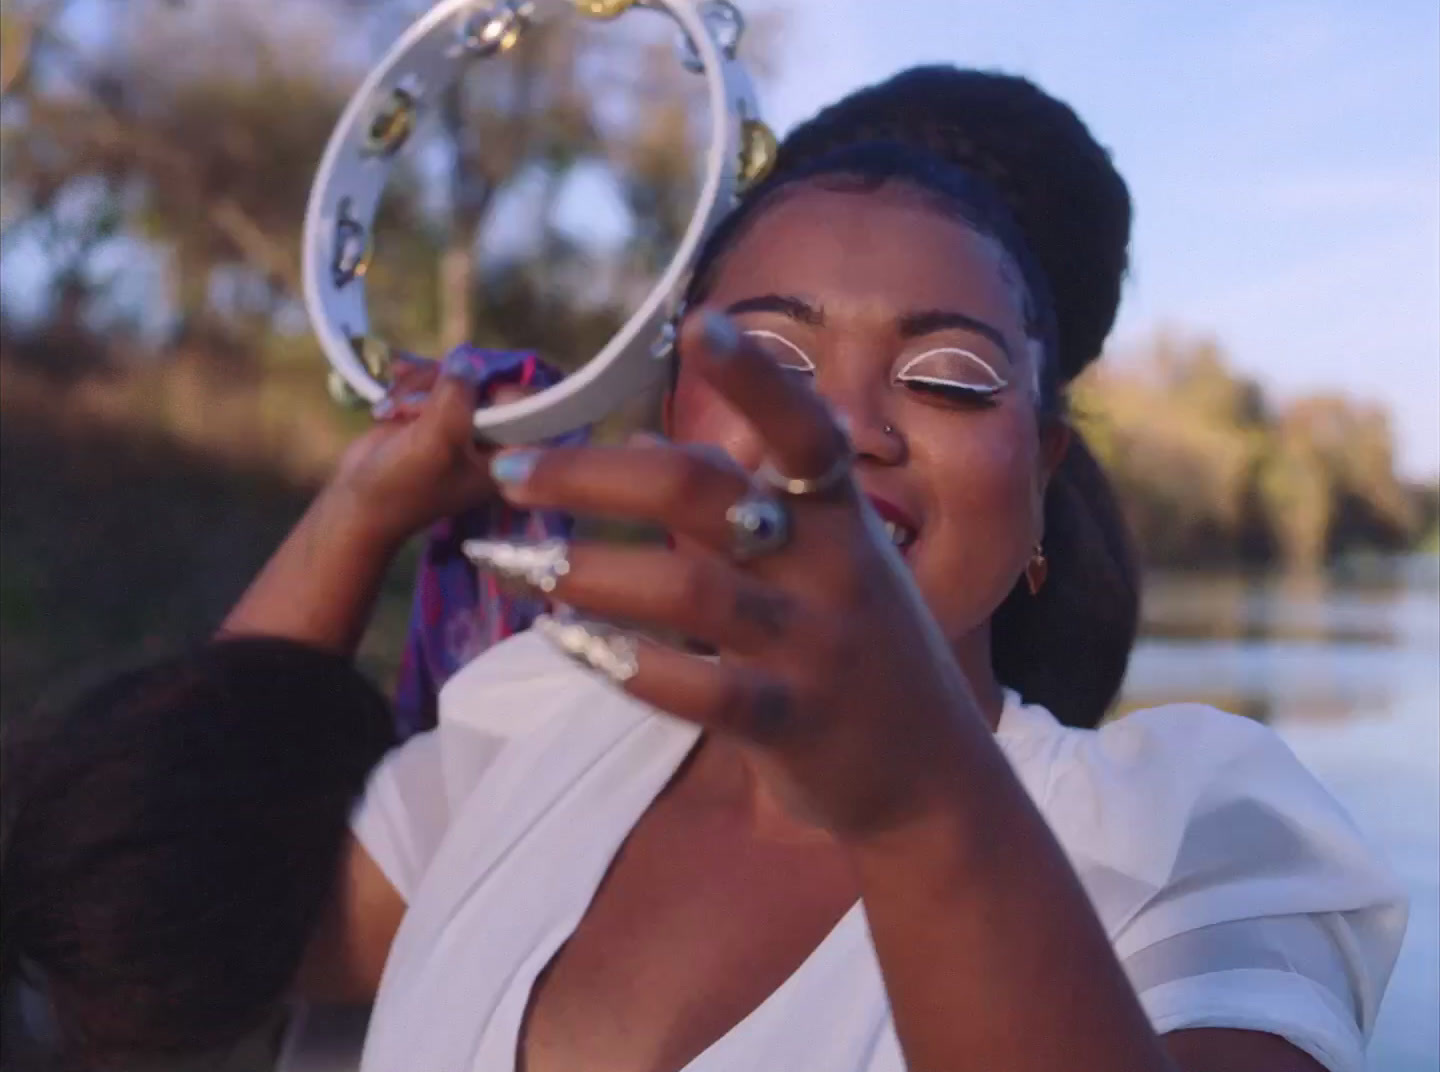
[1075,335,1425,570]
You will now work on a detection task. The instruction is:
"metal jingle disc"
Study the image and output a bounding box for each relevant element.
[458,1,532,56]
[302,0,769,444]
[678,1,745,73]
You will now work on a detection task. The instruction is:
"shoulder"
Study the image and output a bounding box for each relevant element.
[353,631,658,901]
[1003,700,1408,1069]
[999,699,1407,944]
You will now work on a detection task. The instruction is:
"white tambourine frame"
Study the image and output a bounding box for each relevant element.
[302,0,762,444]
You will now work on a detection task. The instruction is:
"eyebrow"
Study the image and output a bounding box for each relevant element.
[723,296,1012,359]
[723,294,825,326]
[899,310,1012,359]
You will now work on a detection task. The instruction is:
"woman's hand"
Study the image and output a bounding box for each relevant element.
[333,354,529,550]
[472,313,990,840]
[461,316,1187,1072]
[222,354,530,651]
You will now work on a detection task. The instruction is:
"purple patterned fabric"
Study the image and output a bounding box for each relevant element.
[391,347,584,739]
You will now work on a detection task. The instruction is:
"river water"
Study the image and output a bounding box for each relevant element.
[1125,560,1440,1071]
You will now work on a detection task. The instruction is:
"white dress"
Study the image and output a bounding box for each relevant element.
[344,632,1407,1072]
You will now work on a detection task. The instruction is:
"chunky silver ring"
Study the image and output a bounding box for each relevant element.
[534,614,641,684]
[756,446,855,498]
[463,538,572,593]
[725,488,792,562]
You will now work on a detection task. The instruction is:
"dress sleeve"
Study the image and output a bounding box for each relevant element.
[1037,705,1409,1072]
[1123,912,1386,1071]
[349,720,508,902]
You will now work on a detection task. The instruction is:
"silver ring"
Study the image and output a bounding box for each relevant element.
[534,614,641,685]
[757,446,855,498]
[725,489,792,562]
[463,538,572,593]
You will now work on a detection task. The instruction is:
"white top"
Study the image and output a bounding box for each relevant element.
[347,632,1408,1072]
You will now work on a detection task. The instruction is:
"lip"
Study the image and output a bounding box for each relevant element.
[864,493,922,554]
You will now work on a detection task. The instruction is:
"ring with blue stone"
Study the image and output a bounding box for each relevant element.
[725,488,793,563]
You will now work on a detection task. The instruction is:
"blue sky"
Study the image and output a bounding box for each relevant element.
[756,0,1440,478]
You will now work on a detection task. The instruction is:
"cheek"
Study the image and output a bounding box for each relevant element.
[912,405,1044,620]
[668,363,767,469]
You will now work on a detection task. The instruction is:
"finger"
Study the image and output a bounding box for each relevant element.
[489,443,753,553]
[533,616,803,743]
[391,355,441,395]
[466,541,804,655]
[371,357,439,421]
[380,373,538,424]
[681,311,852,494]
[414,352,489,459]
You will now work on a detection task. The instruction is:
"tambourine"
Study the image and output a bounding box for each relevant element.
[302,0,775,444]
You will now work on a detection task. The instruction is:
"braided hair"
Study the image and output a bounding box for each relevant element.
[683,67,1140,728]
[0,639,396,1068]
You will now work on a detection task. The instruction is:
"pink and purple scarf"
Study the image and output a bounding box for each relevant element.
[391,347,584,739]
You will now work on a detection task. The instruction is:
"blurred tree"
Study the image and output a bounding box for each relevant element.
[1077,335,1424,571]
[0,0,784,362]
[0,0,785,718]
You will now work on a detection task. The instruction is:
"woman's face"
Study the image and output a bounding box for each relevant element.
[670,181,1067,649]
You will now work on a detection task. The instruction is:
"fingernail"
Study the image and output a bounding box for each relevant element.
[700,311,741,359]
[371,398,396,420]
[688,442,734,468]
[491,449,541,485]
[627,430,669,448]
[401,391,430,407]
[443,350,483,384]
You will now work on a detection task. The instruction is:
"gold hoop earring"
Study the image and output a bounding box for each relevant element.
[1025,542,1049,596]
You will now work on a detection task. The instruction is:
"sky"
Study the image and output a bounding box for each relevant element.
[754,0,1440,478]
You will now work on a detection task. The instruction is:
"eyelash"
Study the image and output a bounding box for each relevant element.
[741,334,1007,406]
[900,380,1003,407]
[894,347,1008,407]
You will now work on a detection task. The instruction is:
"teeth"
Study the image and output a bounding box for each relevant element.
[883,521,914,547]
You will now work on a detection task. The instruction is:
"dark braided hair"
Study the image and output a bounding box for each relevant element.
[0,638,396,1068]
[681,67,1140,728]
[774,66,1132,386]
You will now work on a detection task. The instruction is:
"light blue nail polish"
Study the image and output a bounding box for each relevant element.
[371,398,396,419]
[701,311,741,359]
[401,391,430,407]
[491,450,540,485]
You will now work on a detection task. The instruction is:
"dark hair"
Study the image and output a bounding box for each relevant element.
[682,67,1140,727]
[0,638,396,1068]
[688,141,1064,415]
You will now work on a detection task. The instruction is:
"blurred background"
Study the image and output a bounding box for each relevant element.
[0,0,1435,1068]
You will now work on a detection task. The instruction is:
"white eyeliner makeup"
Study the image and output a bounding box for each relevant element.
[894,347,1009,395]
[743,329,816,373]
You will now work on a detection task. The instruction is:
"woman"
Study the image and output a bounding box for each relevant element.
[227,68,1405,1071]
[384,65,1141,739]
[3,68,1407,1071]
